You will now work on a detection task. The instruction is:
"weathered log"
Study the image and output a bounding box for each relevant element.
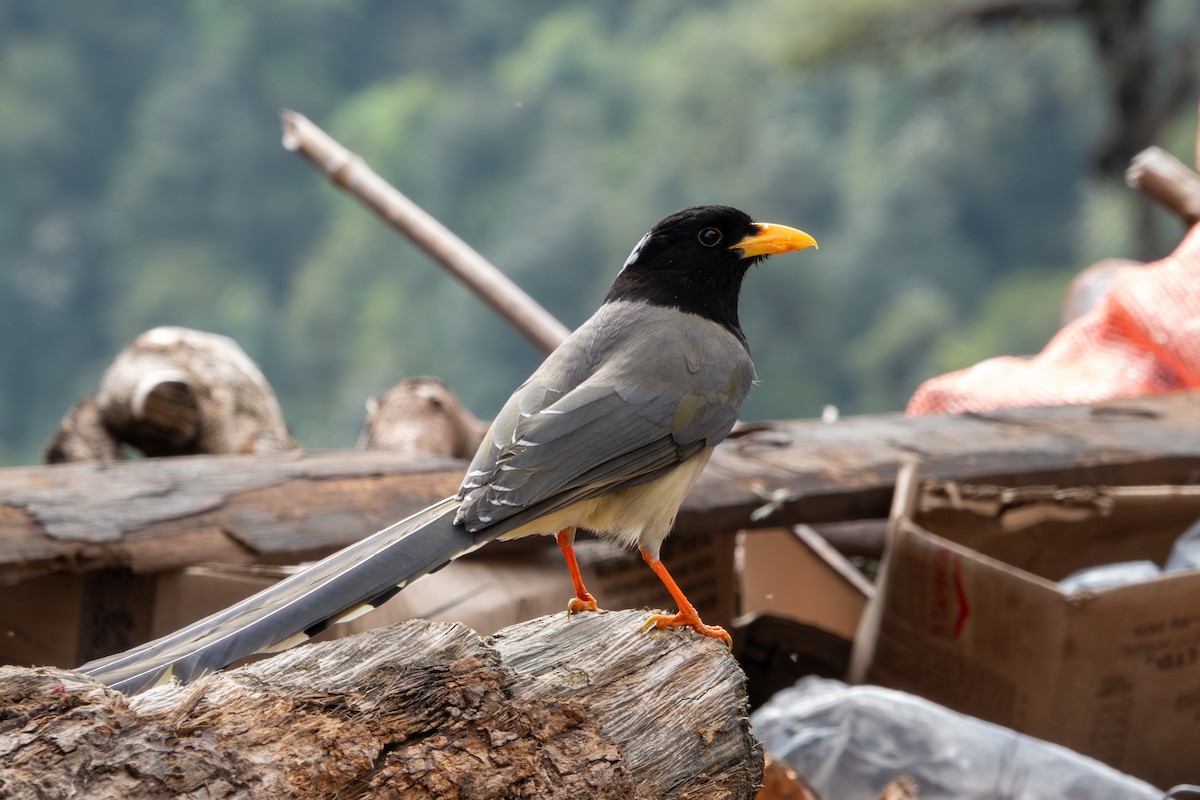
[358,376,489,458]
[97,327,295,457]
[50,330,490,465]
[42,396,125,464]
[4,391,1200,585]
[46,327,297,462]
[0,610,760,800]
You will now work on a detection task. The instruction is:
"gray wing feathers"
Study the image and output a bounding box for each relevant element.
[456,301,753,531]
[80,497,499,694]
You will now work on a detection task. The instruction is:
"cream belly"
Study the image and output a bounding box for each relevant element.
[498,448,714,557]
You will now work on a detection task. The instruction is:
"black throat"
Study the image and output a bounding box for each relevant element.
[603,261,753,349]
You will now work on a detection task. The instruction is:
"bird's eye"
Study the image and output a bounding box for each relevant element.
[698,227,722,247]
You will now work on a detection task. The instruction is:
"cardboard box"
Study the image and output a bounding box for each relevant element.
[0,571,159,668]
[734,614,854,709]
[739,526,873,642]
[0,574,86,667]
[851,465,1200,788]
[736,526,874,708]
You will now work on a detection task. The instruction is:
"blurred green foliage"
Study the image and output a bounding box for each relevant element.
[1,0,1197,464]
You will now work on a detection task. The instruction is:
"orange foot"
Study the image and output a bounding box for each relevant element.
[641,609,733,648]
[566,592,599,618]
[638,546,733,647]
[558,528,602,620]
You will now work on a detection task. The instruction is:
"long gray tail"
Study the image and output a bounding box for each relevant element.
[79,496,506,694]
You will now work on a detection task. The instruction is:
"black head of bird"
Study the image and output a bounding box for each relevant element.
[605,205,817,344]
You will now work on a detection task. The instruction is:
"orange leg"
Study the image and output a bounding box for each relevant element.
[557,528,599,617]
[639,547,732,647]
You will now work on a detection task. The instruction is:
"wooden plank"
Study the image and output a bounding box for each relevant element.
[2,392,1200,584]
[0,452,465,584]
[684,391,1200,534]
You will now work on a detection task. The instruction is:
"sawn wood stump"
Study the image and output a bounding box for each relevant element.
[0,609,762,799]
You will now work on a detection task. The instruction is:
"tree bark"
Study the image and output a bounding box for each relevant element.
[0,610,760,800]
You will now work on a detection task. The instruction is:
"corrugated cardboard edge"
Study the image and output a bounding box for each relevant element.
[848,458,921,683]
[847,464,1200,787]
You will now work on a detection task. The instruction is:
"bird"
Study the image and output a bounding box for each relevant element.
[79,205,817,693]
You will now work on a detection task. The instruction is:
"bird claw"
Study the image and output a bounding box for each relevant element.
[641,611,733,648]
[566,594,599,619]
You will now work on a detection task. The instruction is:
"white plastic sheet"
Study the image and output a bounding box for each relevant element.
[752,677,1160,800]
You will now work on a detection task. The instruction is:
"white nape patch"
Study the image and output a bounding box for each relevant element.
[620,232,652,272]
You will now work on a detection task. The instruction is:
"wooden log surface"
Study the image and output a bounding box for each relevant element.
[3,391,1200,584]
[0,609,760,800]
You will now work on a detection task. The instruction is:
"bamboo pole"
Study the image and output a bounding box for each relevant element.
[281,110,570,356]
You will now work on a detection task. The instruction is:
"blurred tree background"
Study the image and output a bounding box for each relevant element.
[1,0,1198,465]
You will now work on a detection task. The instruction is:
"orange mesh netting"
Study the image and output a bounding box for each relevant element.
[908,223,1200,415]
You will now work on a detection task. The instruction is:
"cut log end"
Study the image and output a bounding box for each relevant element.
[0,610,762,800]
[358,376,488,458]
[46,326,296,463]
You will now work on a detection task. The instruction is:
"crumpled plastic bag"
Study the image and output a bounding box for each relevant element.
[1165,517,1200,572]
[1056,516,1200,591]
[752,677,1160,800]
